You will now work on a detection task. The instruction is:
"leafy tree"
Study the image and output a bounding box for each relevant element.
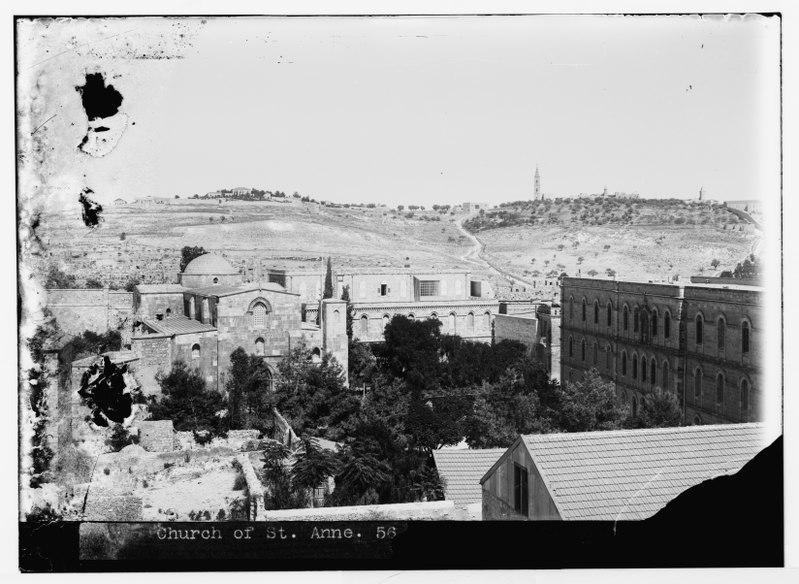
[180,246,208,272]
[85,278,104,289]
[323,257,334,299]
[261,442,306,510]
[149,361,228,435]
[120,232,126,241]
[123,277,141,292]
[711,258,721,269]
[273,345,359,441]
[378,315,442,394]
[629,387,682,428]
[551,368,627,432]
[340,285,355,339]
[291,439,340,495]
[330,445,391,506]
[226,347,274,432]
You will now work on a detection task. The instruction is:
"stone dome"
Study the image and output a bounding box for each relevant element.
[183,253,239,275]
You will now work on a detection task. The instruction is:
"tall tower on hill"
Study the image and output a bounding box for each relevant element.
[534,166,541,200]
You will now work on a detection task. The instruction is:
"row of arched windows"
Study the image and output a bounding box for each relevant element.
[692,368,751,414]
[357,311,491,335]
[694,314,751,354]
[568,296,673,342]
[618,349,671,390]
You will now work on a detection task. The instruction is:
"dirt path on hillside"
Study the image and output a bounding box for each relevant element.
[455,215,534,287]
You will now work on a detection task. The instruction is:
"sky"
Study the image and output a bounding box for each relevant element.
[18,14,781,207]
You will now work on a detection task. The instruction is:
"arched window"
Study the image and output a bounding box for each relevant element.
[632,354,638,379]
[606,344,612,369]
[693,414,702,426]
[484,311,491,329]
[623,306,629,331]
[622,351,627,376]
[569,296,574,321]
[212,277,219,284]
[311,347,321,363]
[717,317,726,351]
[333,309,340,324]
[360,314,369,335]
[582,299,587,322]
[695,314,703,345]
[621,390,628,404]
[593,300,599,324]
[632,396,638,417]
[716,373,725,404]
[593,342,598,365]
[641,356,647,382]
[252,302,267,327]
[664,311,671,339]
[383,314,390,331]
[430,312,439,322]
[191,343,200,360]
[741,379,750,420]
[607,302,612,327]
[448,312,456,333]
[165,308,171,317]
[651,310,658,336]
[633,307,640,333]
[694,368,702,398]
[408,313,415,321]
[569,336,574,358]
[467,312,475,330]
[650,358,657,386]
[581,339,586,362]
[255,337,265,356]
[742,320,750,353]
[662,361,670,391]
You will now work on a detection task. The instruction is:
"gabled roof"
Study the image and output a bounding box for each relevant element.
[433,448,506,506]
[188,282,294,298]
[481,423,772,521]
[140,315,216,336]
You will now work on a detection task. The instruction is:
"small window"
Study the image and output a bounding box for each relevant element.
[593,342,598,365]
[694,368,702,398]
[360,314,369,334]
[593,300,599,325]
[696,315,704,345]
[664,312,671,339]
[632,355,638,379]
[569,336,574,358]
[581,339,586,362]
[650,358,657,385]
[716,373,725,404]
[419,280,440,297]
[448,312,456,333]
[607,302,612,327]
[606,345,612,369]
[633,307,640,333]
[632,396,638,417]
[641,356,647,382]
[191,343,200,360]
[380,283,388,296]
[582,299,587,322]
[717,318,726,351]
[651,310,658,336]
[623,306,629,331]
[484,311,491,329]
[662,361,670,391]
[693,414,702,426]
[255,337,265,356]
[742,321,750,353]
[570,297,574,321]
[622,352,627,376]
[513,464,529,516]
[467,312,475,330]
[213,277,219,284]
[165,308,171,317]
[383,314,390,330]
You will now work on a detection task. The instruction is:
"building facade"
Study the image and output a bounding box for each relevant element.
[560,277,762,424]
[130,254,348,392]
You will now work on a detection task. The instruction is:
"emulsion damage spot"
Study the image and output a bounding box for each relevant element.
[79,188,104,227]
[75,72,123,121]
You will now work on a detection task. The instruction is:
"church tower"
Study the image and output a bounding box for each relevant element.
[534,166,541,200]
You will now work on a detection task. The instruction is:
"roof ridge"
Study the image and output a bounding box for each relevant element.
[521,422,765,442]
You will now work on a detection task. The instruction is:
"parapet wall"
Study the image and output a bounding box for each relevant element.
[46,288,134,335]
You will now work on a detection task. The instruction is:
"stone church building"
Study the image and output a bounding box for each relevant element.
[130,253,348,391]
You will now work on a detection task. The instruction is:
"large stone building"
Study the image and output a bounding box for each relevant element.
[560,277,762,425]
[130,254,348,391]
[268,268,501,344]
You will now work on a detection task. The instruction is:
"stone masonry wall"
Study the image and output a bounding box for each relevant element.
[138,420,176,452]
[46,288,134,336]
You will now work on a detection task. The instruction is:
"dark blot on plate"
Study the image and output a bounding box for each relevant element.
[79,188,103,227]
[75,72,123,121]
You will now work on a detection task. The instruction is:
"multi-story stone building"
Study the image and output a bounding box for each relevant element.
[560,277,762,425]
[268,268,500,344]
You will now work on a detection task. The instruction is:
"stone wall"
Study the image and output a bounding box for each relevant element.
[46,288,134,336]
[494,313,538,349]
[134,292,185,319]
[138,420,176,452]
[83,493,143,521]
[261,500,467,521]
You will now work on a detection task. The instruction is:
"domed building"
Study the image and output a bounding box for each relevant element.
[131,253,348,393]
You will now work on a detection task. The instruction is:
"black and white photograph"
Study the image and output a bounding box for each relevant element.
[12,3,791,574]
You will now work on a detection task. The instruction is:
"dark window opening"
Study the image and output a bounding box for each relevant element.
[513,463,529,516]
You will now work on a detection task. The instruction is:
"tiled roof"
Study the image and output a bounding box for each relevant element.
[516,423,771,520]
[141,315,216,336]
[135,284,186,294]
[433,448,506,506]
[301,321,320,331]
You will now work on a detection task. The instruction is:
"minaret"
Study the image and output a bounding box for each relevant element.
[534,166,541,200]
[699,186,705,201]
